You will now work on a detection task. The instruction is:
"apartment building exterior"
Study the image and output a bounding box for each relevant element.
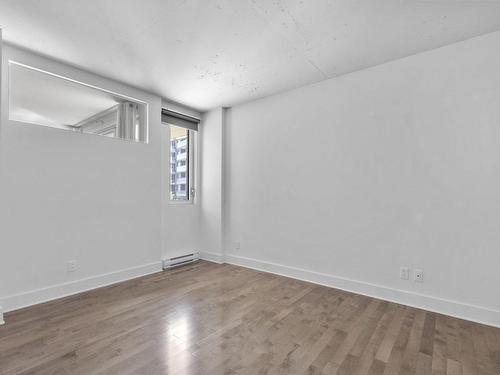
[170,134,188,200]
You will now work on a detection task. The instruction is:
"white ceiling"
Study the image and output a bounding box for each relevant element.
[1,0,500,111]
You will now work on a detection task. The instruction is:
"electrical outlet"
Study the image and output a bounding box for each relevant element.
[67,260,78,272]
[400,267,410,280]
[414,269,424,283]
[234,242,241,250]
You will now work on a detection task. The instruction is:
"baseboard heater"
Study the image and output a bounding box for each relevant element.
[162,251,200,270]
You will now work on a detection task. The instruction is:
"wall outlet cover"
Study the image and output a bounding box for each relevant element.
[67,260,78,272]
[414,269,424,283]
[400,267,410,280]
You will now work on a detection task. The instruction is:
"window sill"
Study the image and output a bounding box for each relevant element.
[168,200,194,206]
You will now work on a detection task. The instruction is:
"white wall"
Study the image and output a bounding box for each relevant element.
[0,45,163,312]
[199,108,225,262]
[222,31,500,326]
[0,28,4,323]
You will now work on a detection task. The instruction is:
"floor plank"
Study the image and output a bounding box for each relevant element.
[1,261,499,375]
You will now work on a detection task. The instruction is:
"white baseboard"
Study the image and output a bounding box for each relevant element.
[0,261,162,314]
[225,254,500,328]
[200,251,225,264]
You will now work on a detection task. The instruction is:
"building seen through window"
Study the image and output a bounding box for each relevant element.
[170,125,189,200]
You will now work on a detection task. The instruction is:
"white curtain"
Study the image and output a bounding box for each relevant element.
[117,102,143,142]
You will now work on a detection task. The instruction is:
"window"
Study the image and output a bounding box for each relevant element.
[162,109,199,202]
[9,61,148,143]
[169,125,190,200]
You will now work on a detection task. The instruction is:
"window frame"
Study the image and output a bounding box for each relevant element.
[168,124,195,205]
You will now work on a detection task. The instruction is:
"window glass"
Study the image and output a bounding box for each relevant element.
[169,125,190,201]
[9,62,148,143]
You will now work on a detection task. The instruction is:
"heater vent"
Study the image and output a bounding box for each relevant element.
[162,252,200,270]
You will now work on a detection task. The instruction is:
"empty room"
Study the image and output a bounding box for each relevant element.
[1,1,500,374]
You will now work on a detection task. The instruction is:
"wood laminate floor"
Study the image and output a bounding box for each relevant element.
[1,261,499,375]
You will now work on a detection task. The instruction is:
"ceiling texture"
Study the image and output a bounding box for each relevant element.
[1,0,500,111]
